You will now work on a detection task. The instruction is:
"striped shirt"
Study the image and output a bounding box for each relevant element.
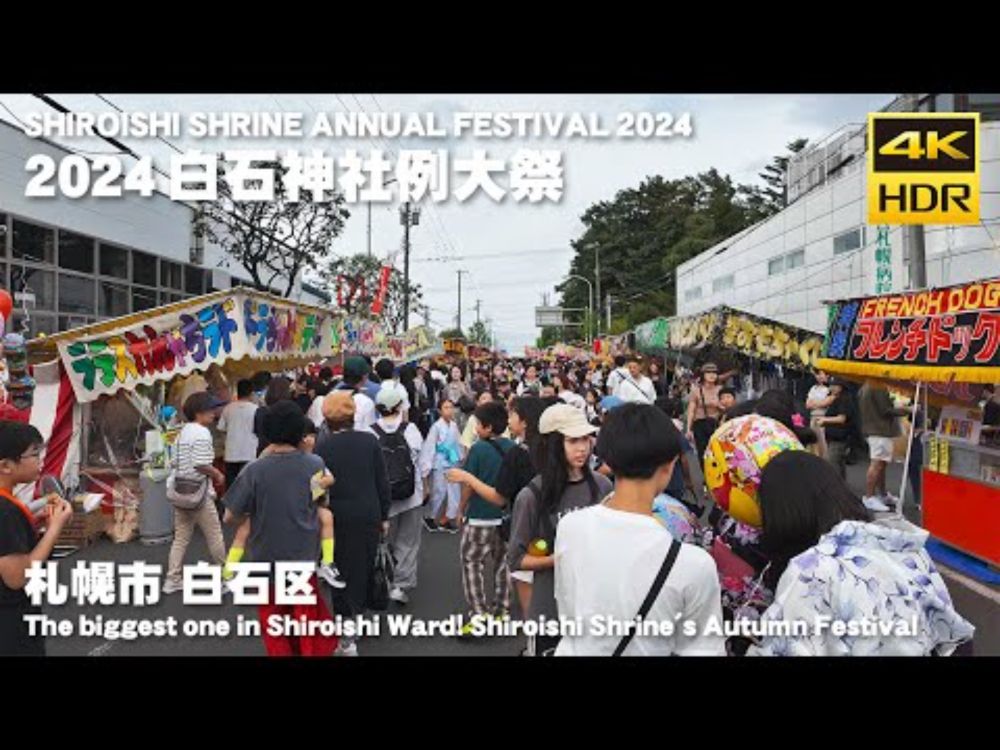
[175,423,216,480]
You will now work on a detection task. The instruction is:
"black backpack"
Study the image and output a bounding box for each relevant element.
[372,424,417,502]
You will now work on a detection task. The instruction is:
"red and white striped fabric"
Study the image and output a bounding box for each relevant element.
[13,360,82,502]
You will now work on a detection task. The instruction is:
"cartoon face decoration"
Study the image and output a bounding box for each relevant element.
[703,414,804,528]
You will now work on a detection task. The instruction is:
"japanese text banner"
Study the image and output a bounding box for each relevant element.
[817,278,1000,383]
[58,293,333,403]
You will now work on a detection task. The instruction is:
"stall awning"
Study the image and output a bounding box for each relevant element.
[667,305,824,370]
[28,289,442,404]
[816,278,1000,384]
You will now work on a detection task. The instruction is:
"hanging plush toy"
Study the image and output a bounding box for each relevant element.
[2,332,35,411]
[703,414,804,528]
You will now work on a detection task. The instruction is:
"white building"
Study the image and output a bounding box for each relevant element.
[676,94,1000,333]
[0,120,328,337]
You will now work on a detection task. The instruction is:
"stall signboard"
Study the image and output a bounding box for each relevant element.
[56,290,443,403]
[58,292,332,403]
[634,317,670,352]
[818,277,1000,383]
[669,306,823,370]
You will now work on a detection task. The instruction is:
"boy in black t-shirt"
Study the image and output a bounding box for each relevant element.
[0,421,73,656]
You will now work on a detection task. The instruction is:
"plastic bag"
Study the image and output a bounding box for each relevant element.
[368,538,395,611]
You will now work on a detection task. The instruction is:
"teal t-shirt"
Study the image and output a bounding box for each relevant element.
[464,437,515,521]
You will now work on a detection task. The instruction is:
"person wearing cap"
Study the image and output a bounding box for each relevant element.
[372,384,425,605]
[163,391,228,595]
[374,358,411,422]
[685,362,725,463]
[313,391,391,649]
[613,355,657,406]
[507,403,613,656]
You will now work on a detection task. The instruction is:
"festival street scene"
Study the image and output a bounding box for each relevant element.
[0,92,997,657]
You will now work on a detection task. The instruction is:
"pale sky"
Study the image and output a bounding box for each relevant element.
[0,93,892,352]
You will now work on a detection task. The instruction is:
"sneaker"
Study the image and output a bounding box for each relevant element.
[162,580,183,595]
[862,496,891,512]
[457,614,486,639]
[493,608,510,622]
[881,493,900,508]
[318,563,347,589]
[444,521,460,535]
[389,586,409,604]
[422,518,439,533]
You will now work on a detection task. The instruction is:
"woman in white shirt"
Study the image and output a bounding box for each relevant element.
[164,391,228,595]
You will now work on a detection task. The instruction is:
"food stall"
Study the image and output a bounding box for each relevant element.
[816,277,1000,567]
[665,305,826,401]
[24,289,442,546]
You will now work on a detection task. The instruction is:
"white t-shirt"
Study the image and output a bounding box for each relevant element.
[614,375,656,405]
[353,392,377,432]
[307,395,326,427]
[174,422,216,480]
[807,385,830,417]
[217,400,259,463]
[559,390,587,412]
[554,503,725,656]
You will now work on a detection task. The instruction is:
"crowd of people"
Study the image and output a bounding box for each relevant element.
[0,349,985,657]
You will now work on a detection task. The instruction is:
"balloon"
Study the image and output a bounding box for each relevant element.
[0,289,11,321]
[703,414,804,528]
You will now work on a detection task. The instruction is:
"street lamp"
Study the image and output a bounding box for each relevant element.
[566,274,594,346]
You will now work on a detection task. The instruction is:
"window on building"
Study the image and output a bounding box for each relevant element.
[786,248,806,269]
[833,227,865,255]
[161,260,183,290]
[99,243,129,279]
[132,287,158,312]
[132,250,157,286]
[99,282,130,317]
[768,256,785,276]
[58,315,94,332]
[713,274,734,293]
[59,274,96,315]
[12,314,56,336]
[185,265,206,295]
[10,266,55,311]
[58,230,95,274]
[12,220,54,264]
[967,93,1000,121]
[685,286,703,302]
[0,263,6,289]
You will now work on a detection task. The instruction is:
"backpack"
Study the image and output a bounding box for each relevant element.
[372,424,417,502]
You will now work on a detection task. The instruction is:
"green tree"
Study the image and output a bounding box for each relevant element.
[758,137,810,215]
[560,169,769,330]
[440,328,465,340]
[467,320,493,346]
[202,157,349,298]
[320,253,424,334]
[536,326,562,349]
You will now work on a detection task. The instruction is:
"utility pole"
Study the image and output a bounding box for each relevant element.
[400,202,420,330]
[474,298,482,325]
[457,269,468,332]
[606,293,612,332]
[422,305,430,328]
[594,245,601,339]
